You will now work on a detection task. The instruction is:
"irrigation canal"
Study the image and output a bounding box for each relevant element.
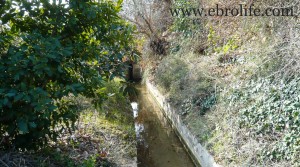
[131,85,196,167]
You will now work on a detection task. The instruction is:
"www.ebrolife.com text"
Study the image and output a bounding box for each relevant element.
[170,4,295,17]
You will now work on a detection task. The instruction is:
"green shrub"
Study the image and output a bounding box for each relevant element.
[100,79,135,126]
[0,0,135,150]
[155,56,188,91]
[198,94,217,115]
[170,0,202,35]
[155,55,216,117]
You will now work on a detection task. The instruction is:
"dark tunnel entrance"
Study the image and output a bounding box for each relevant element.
[127,63,142,82]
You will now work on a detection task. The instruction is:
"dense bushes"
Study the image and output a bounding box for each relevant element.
[156,56,188,91]
[100,79,135,125]
[0,0,135,150]
[155,55,215,116]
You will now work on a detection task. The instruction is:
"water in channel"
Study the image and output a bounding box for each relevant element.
[131,85,195,167]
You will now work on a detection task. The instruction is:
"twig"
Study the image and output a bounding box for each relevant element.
[0,159,9,167]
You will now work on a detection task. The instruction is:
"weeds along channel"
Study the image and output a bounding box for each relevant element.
[130,0,300,166]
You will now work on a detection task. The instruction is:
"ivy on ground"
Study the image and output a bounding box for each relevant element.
[227,78,300,165]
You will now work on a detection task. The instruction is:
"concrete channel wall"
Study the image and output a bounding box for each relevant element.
[146,80,221,167]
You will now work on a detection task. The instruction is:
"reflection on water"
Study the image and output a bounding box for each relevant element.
[131,102,138,118]
[131,86,195,167]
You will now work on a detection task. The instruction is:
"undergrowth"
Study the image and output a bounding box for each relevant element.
[0,80,136,167]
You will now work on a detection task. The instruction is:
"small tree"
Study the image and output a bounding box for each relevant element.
[122,0,171,55]
[0,0,135,150]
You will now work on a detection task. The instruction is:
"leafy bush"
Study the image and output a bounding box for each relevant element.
[170,0,202,35]
[100,80,135,125]
[155,54,216,117]
[155,56,188,91]
[198,94,217,115]
[0,0,135,150]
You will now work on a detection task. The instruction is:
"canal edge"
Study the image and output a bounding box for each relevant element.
[145,79,222,167]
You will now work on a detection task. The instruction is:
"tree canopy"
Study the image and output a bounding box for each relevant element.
[0,0,135,150]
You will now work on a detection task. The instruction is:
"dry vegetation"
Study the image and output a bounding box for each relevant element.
[128,0,300,166]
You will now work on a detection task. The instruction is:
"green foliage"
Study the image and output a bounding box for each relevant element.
[207,26,239,55]
[207,26,218,46]
[156,56,188,91]
[170,0,201,35]
[199,94,217,115]
[0,0,135,150]
[215,38,239,54]
[119,80,139,98]
[170,0,190,32]
[99,80,135,127]
[227,78,300,165]
[155,55,215,117]
[82,156,97,167]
